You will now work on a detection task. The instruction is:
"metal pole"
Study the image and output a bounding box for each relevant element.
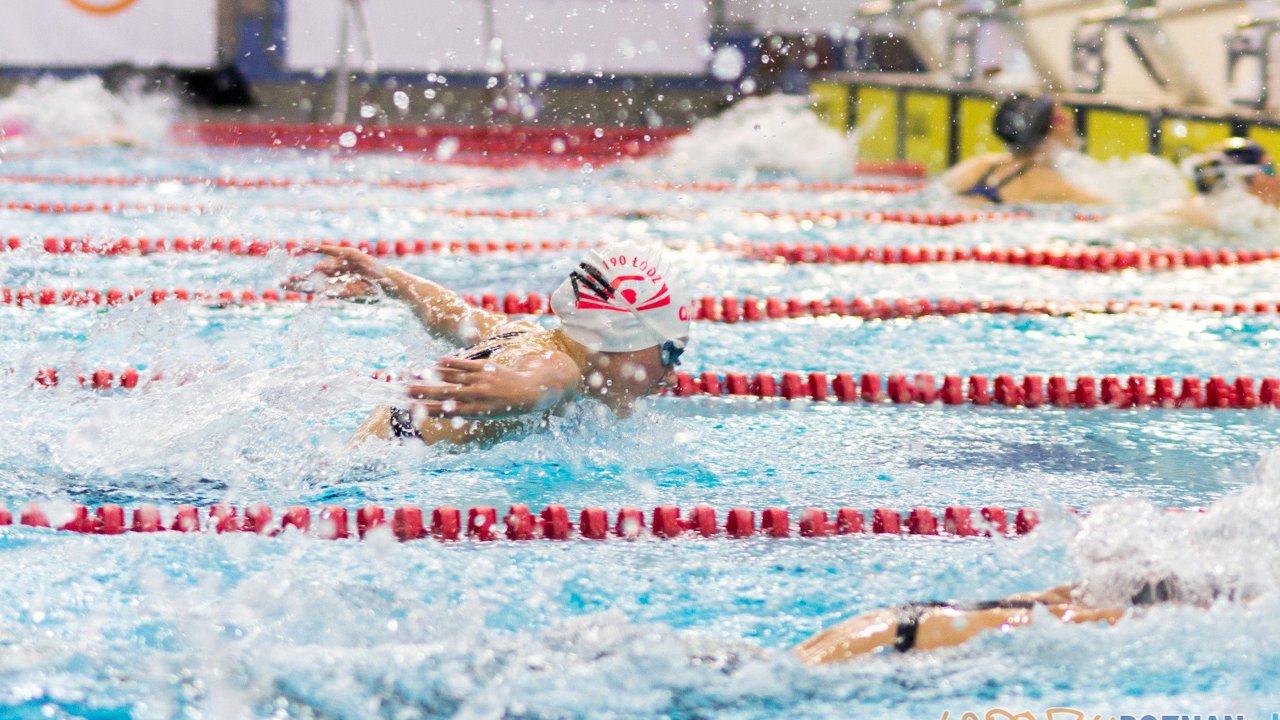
[331,0,352,123]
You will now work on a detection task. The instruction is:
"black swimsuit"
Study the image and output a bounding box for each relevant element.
[388,331,527,440]
[892,599,1039,652]
[891,579,1178,652]
[960,160,1035,204]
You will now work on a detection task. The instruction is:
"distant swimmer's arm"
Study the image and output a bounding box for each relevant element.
[405,351,582,419]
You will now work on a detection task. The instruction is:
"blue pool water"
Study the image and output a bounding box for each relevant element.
[2,145,1280,719]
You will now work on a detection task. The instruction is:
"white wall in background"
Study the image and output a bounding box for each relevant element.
[0,0,217,67]
[285,0,491,73]
[285,0,709,74]
[492,0,709,74]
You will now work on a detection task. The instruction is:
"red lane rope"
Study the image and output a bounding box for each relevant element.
[0,173,504,191]
[744,208,1046,226]
[21,367,1280,411]
[0,502,1044,540]
[647,179,926,193]
[13,236,1268,273]
[744,242,1280,271]
[9,287,1280,321]
[0,199,1099,226]
[0,173,925,195]
[10,236,595,256]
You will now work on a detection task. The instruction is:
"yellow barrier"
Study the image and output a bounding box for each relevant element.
[809,81,850,133]
[903,91,951,174]
[820,78,1280,176]
[957,96,1000,160]
[856,86,900,162]
[1248,125,1280,162]
[1084,109,1150,161]
[1159,117,1233,162]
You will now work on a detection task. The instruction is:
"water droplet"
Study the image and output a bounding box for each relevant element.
[338,132,357,148]
[392,91,409,111]
[710,45,745,81]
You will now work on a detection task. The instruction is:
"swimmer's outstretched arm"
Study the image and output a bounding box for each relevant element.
[793,586,1122,664]
[377,265,514,345]
[307,244,512,346]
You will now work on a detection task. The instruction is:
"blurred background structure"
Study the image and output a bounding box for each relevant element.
[3,0,1280,166]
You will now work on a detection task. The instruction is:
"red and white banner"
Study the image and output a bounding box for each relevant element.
[285,0,709,74]
[0,0,218,67]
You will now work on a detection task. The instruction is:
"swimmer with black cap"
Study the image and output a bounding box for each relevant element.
[944,93,1104,205]
[288,242,691,445]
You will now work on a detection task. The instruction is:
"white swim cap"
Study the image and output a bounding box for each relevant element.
[550,242,692,352]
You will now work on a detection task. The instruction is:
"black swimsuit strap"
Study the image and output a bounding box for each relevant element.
[892,599,1041,652]
[386,331,529,442]
[389,407,423,440]
[989,159,1036,191]
[459,330,528,361]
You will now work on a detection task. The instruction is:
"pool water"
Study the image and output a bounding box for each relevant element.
[1,144,1279,719]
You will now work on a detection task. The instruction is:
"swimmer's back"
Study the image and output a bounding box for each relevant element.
[945,153,1104,205]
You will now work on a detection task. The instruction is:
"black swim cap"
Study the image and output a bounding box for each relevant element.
[993,94,1055,154]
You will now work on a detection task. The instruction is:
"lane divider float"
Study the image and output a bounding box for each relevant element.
[12,236,1268,274]
[9,286,1280,323]
[744,242,1280,271]
[647,179,926,194]
[669,371,1278,410]
[0,502,1045,540]
[0,173,501,191]
[0,200,1098,226]
[21,366,1280,411]
[11,236,596,257]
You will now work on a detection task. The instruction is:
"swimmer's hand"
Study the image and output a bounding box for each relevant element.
[282,243,389,299]
[405,355,578,418]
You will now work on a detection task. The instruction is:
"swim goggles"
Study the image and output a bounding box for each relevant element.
[660,338,685,368]
[572,261,688,367]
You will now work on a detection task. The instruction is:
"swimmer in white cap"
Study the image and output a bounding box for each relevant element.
[289,242,691,444]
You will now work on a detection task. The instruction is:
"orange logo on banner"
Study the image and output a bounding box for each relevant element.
[66,0,137,15]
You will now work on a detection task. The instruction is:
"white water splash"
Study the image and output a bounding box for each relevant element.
[1073,445,1280,608]
[1056,151,1191,211]
[646,95,859,180]
[0,76,177,151]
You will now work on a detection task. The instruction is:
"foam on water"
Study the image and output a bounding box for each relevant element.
[641,95,859,179]
[1074,444,1280,608]
[0,76,177,152]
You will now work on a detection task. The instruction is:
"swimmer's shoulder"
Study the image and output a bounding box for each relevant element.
[943,153,1008,190]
